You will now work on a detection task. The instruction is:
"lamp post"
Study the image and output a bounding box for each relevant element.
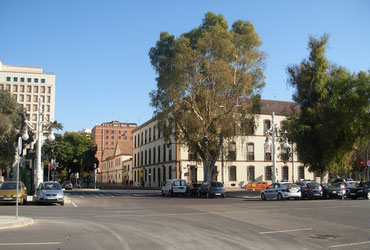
[264,112,291,183]
[16,130,30,219]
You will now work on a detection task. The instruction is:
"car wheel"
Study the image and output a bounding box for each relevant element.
[261,193,266,201]
[277,193,284,201]
[60,201,64,206]
[367,191,370,200]
[221,194,225,199]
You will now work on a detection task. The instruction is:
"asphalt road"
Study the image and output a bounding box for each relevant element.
[0,189,369,250]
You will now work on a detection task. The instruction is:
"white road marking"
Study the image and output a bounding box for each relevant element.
[330,241,370,248]
[71,202,78,207]
[0,242,61,246]
[80,195,83,198]
[259,228,312,234]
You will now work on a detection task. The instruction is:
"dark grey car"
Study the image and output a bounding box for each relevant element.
[197,182,225,198]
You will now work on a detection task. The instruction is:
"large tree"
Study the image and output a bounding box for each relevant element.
[285,35,370,176]
[0,90,32,171]
[149,12,266,181]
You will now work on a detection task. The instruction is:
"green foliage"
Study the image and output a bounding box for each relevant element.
[42,132,98,178]
[149,12,265,181]
[0,90,27,169]
[285,35,370,175]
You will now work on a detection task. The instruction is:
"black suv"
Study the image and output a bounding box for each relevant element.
[296,181,323,199]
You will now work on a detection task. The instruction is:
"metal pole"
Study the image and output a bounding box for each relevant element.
[291,143,294,182]
[35,100,43,192]
[16,136,22,219]
[272,112,276,183]
[221,137,224,184]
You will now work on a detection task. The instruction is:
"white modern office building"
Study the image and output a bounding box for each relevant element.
[132,100,319,188]
[0,61,56,135]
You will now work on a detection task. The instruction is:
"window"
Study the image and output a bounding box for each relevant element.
[27,78,31,83]
[228,142,236,160]
[34,78,38,83]
[141,132,143,145]
[298,166,305,179]
[158,145,161,163]
[163,144,166,162]
[47,105,50,112]
[111,136,114,139]
[111,130,114,133]
[41,86,45,93]
[105,136,108,139]
[265,166,272,180]
[47,87,51,94]
[157,126,160,139]
[20,85,24,92]
[111,142,114,145]
[265,145,272,161]
[153,126,156,140]
[168,166,171,179]
[264,120,271,135]
[27,86,31,93]
[32,114,37,121]
[247,166,255,181]
[12,94,17,101]
[169,147,172,161]
[229,166,236,181]
[149,128,152,142]
[26,104,30,111]
[149,169,152,182]
[282,166,289,180]
[247,143,254,161]
[141,151,143,166]
[33,105,37,111]
[5,85,10,91]
[118,136,121,139]
[20,77,25,82]
[149,148,152,164]
[118,130,121,134]
[153,147,156,163]
[34,86,38,93]
[134,135,136,147]
[47,96,50,103]
[19,95,24,102]
[33,95,38,102]
[13,85,18,92]
[6,77,11,81]
[13,77,18,82]
[26,95,31,102]
[41,79,45,83]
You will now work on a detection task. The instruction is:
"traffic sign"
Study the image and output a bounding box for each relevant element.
[18,137,22,155]
[360,160,365,166]
[368,160,370,167]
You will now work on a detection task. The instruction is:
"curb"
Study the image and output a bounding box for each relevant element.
[0,216,34,230]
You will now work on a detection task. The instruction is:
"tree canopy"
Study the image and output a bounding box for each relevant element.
[149,12,266,181]
[0,90,32,170]
[285,35,370,176]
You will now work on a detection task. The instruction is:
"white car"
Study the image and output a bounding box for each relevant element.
[261,182,301,200]
[161,179,187,196]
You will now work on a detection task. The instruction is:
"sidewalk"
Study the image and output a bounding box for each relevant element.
[0,216,34,230]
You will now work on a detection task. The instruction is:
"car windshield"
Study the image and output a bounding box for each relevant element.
[173,180,186,186]
[210,182,223,187]
[307,182,320,188]
[0,182,21,189]
[283,183,297,188]
[40,183,62,190]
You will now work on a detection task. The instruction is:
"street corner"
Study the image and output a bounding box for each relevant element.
[0,216,34,230]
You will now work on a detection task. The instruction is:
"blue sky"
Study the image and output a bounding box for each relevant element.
[1,0,369,132]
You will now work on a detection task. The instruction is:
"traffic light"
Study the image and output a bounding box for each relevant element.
[166,141,171,148]
[93,144,97,151]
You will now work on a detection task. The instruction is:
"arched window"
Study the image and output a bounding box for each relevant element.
[282,166,289,180]
[265,166,272,181]
[229,166,236,181]
[228,142,236,161]
[247,166,255,181]
[247,143,254,161]
[298,166,305,180]
[264,120,271,135]
[264,144,272,161]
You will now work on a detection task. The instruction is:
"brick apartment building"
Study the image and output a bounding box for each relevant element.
[92,121,137,171]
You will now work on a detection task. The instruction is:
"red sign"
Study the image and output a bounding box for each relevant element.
[360,160,365,166]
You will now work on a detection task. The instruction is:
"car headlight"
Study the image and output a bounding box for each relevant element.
[57,193,64,198]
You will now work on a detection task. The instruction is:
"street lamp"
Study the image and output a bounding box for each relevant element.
[264,112,291,183]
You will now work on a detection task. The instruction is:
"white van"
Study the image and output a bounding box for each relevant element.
[161,179,187,196]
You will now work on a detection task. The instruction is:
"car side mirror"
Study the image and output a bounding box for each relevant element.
[62,188,65,191]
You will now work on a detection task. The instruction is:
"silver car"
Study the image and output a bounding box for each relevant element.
[36,181,65,205]
[261,182,301,200]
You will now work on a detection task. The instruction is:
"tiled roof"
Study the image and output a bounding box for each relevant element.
[116,141,133,155]
[102,149,114,161]
[260,99,299,116]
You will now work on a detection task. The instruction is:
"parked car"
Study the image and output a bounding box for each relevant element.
[62,181,73,190]
[197,182,225,198]
[36,181,65,205]
[296,181,323,199]
[261,182,301,200]
[245,181,269,191]
[349,181,370,200]
[161,179,187,196]
[0,181,27,205]
[323,182,347,199]
[187,182,202,196]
